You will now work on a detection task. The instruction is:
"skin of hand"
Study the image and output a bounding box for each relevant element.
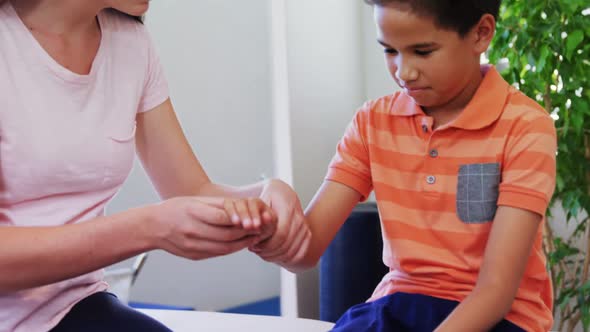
[249,179,312,268]
[147,197,263,260]
[223,197,278,241]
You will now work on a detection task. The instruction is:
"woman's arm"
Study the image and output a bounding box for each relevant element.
[435,206,542,331]
[0,196,260,292]
[135,98,266,199]
[0,207,151,292]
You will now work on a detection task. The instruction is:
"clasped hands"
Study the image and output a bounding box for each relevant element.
[151,179,311,266]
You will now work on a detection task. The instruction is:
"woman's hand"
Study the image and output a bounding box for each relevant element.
[148,197,261,260]
[251,179,312,267]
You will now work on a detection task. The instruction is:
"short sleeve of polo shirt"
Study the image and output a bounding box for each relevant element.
[497,98,557,216]
[325,102,373,200]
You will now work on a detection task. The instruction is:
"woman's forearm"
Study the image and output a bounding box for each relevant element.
[0,206,156,292]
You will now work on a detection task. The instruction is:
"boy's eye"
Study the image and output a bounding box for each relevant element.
[415,49,433,56]
[384,48,398,55]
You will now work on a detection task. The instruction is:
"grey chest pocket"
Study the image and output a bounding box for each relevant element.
[456,163,501,223]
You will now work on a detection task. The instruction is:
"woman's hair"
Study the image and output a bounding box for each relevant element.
[363,0,501,36]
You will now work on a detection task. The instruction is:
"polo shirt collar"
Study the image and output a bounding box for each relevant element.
[450,66,509,130]
[389,66,509,130]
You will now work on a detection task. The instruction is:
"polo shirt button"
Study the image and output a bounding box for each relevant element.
[429,149,438,158]
[422,124,429,133]
[426,175,436,184]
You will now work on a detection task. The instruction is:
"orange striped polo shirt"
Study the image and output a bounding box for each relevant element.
[326,66,556,332]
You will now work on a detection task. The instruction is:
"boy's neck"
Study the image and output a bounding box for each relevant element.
[423,65,485,130]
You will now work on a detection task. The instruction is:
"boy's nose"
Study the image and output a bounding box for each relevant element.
[395,65,418,84]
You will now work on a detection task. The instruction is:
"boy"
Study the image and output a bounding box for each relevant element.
[243,0,556,331]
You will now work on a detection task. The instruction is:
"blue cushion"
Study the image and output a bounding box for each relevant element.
[319,202,388,323]
[128,301,194,311]
[221,297,280,316]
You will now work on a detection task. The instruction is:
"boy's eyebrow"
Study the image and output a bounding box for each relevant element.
[377,39,438,49]
[377,39,391,47]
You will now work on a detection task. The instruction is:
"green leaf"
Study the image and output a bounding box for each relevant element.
[566,30,584,60]
[582,301,590,330]
[537,45,551,72]
[560,293,572,310]
[556,173,565,191]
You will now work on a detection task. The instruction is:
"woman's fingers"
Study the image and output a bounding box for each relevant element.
[186,199,233,227]
[191,221,255,243]
[178,235,259,260]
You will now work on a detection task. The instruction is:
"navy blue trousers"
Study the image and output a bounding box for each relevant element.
[331,292,525,332]
[50,292,172,332]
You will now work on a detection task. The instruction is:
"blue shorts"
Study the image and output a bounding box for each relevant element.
[330,292,525,332]
[50,292,172,332]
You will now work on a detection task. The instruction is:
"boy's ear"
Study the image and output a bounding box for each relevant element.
[470,13,496,54]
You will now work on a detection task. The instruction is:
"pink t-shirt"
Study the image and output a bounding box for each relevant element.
[0,3,169,331]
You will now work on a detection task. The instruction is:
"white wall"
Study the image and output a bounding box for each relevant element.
[106,0,280,311]
[361,4,399,100]
[279,0,381,320]
[286,0,365,209]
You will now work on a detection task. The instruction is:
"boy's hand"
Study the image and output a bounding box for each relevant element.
[223,197,277,236]
[251,179,312,267]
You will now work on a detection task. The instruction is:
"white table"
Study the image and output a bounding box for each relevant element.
[139,309,335,332]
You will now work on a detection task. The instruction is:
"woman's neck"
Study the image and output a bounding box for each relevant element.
[10,0,105,36]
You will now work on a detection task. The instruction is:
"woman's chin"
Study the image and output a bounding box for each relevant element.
[117,3,149,17]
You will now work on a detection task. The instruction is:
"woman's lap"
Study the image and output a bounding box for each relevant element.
[50,292,172,332]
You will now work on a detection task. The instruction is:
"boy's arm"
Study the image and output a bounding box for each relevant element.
[435,205,542,332]
[256,180,362,272]
[300,181,364,268]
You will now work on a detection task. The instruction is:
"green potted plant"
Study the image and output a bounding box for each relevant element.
[488,1,589,331]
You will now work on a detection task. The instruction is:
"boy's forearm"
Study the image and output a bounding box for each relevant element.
[435,286,514,332]
[273,181,362,271]
[277,259,317,273]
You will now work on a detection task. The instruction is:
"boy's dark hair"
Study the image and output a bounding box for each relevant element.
[364,0,501,36]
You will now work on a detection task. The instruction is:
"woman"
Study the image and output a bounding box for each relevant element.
[0,0,310,331]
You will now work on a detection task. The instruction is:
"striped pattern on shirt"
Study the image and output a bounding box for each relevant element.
[326,66,556,332]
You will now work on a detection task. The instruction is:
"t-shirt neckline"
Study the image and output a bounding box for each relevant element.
[6,2,108,84]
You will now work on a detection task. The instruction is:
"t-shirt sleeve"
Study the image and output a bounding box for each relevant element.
[138,29,169,113]
[325,103,373,200]
[497,112,557,216]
